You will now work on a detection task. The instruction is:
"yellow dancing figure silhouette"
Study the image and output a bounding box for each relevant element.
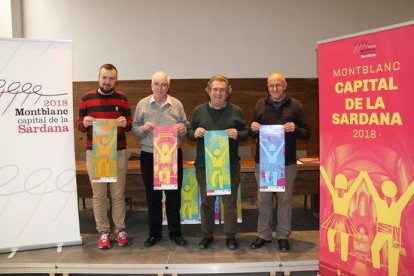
[181,180,198,219]
[205,146,229,189]
[320,166,367,261]
[94,134,117,177]
[154,142,177,184]
[365,176,414,276]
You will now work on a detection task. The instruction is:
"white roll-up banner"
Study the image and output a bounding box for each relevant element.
[0,38,81,253]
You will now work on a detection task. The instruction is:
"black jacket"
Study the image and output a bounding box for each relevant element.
[249,95,311,165]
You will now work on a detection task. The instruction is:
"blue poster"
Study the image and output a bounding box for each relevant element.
[259,125,285,192]
[204,130,231,195]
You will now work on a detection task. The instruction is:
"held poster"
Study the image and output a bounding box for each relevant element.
[259,125,285,192]
[318,21,414,276]
[153,126,178,190]
[204,130,231,196]
[91,119,118,183]
[0,38,81,252]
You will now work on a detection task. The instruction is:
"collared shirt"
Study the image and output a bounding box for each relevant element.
[150,95,172,107]
[270,95,287,110]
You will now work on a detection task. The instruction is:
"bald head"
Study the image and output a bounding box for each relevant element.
[267,72,287,101]
[267,72,286,84]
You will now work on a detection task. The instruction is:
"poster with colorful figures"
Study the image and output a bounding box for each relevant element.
[180,168,201,224]
[214,196,220,224]
[204,130,231,195]
[153,126,178,190]
[92,119,118,183]
[161,171,242,225]
[259,125,285,192]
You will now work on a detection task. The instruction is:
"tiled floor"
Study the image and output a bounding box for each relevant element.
[0,195,319,276]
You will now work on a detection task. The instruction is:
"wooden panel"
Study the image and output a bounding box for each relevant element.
[73,78,319,159]
[76,160,320,208]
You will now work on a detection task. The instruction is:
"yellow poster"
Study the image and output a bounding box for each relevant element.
[91,119,117,183]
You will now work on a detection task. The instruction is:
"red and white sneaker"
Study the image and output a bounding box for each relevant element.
[115,230,131,246]
[97,232,111,249]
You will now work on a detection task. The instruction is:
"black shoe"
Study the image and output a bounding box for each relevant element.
[144,236,162,247]
[250,237,271,249]
[199,237,214,249]
[225,238,238,250]
[278,239,290,252]
[170,236,187,246]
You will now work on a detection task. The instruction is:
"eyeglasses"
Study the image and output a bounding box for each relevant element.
[152,82,169,88]
[210,87,227,93]
[268,83,284,90]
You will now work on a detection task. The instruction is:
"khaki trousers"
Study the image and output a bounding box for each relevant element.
[86,150,127,233]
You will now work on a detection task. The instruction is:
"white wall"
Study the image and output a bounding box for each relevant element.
[0,0,13,37]
[21,0,414,80]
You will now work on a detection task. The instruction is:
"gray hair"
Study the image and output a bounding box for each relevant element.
[205,75,232,94]
[152,71,170,85]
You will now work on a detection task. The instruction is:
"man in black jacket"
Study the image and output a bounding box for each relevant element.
[249,72,311,252]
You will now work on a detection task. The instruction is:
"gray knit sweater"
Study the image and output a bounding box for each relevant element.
[132,95,189,153]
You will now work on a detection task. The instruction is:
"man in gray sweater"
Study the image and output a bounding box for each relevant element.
[132,71,189,247]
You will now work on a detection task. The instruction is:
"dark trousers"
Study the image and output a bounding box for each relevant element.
[196,163,240,239]
[140,150,183,238]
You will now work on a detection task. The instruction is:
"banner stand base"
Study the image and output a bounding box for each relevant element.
[1,239,82,255]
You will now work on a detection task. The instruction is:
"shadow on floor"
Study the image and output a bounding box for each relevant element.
[79,207,319,235]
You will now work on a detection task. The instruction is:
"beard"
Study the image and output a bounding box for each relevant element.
[99,86,115,94]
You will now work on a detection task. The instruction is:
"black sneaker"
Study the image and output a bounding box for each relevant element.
[199,237,214,249]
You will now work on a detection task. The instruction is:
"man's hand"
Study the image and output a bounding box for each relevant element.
[142,122,156,132]
[83,116,95,128]
[194,127,206,138]
[116,116,127,128]
[175,123,187,135]
[251,122,261,132]
[283,122,295,133]
[226,128,238,140]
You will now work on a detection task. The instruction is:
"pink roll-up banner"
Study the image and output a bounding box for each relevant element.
[318,21,414,276]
